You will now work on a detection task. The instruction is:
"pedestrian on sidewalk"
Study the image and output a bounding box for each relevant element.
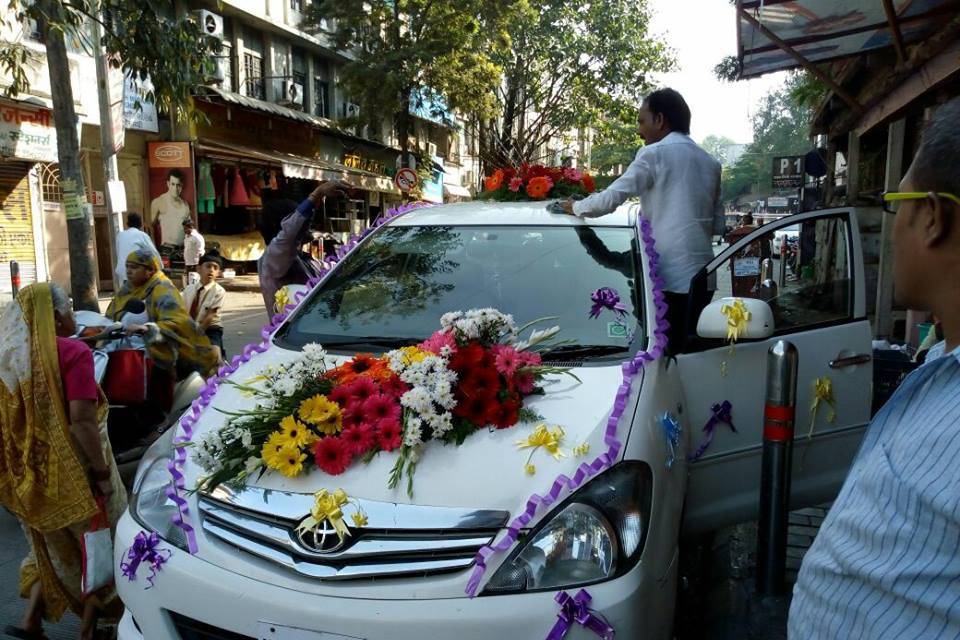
[560,88,724,353]
[182,218,205,286]
[789,96,960,639]
[114,212,159,289]
[0,283,127,640]
[182,249,228,362]
[257,180,349,315]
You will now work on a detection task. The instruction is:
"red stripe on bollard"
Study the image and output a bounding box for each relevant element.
[763,404,795,441]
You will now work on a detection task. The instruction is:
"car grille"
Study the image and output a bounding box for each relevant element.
[198,485,509,581]
[169,611,254,640]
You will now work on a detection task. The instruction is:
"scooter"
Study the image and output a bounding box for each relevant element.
[75,301,205,485]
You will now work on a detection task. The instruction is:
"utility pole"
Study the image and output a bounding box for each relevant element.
[92,6,124,271]
[38,0,99,310]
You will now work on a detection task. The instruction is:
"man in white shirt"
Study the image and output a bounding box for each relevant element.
[562,88,723,353]
[151,169,191,246]
[114,212,160,290]
[182,250,227,361]
[182,218,205,282]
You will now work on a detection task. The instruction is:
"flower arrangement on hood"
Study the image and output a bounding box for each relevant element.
[480,164,596,201]
[193,308,573,496]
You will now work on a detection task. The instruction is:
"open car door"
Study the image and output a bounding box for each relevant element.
[678,208,873,535]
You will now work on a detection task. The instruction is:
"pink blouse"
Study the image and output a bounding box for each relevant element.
[56,336,98,402]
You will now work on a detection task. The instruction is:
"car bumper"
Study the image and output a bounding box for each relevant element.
[115,513,677,640]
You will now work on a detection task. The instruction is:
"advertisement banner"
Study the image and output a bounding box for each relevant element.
[123,73,159,133]
[147,141,194,247]
[0,101,57,163]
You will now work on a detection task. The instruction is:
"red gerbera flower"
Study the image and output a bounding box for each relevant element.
[362,393,401,424]
[341,405,367,430]
[379,374,409,400]
[340,424,376,457]
[313,437,353,475]
[327,383,351,407]
[376,418,403,451]
[342,376,378,409]
[516,371,537,395]
[450,343,485,371]
[487,398,520,429]
[462,367,501,399]
[453,393,494,426]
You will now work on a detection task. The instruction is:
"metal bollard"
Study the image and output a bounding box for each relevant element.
[759,258,778,302]
[778,237,787,288]
[757,340,798,596]
[9,260,20,298]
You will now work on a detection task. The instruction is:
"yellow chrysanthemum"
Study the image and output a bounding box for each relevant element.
[299,394,342,434]
[397,346,429,366]
[261,431,289,460]
[261,437,307,478]
[280,415,318,448]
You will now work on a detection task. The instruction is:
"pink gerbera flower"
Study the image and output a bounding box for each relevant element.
[376,418,403,451]
[492,344,520,378]
[340,424,376,456]
[420,329,457,356]
[343,377,378,412]
[362,393,401,425]
[517,350,542,368]
[516,371,537,395]
[341,405,367,430]
[508,177,523,192]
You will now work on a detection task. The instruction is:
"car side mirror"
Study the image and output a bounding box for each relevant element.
[696,297,775,340]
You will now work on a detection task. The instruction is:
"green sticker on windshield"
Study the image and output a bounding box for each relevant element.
[608,322,628,339]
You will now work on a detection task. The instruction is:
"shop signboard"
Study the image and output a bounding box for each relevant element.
[0,101,57,163]
[108,56,125,151]
[123,73,159,133]
[772,155,804,189]
[147,141,195,246]
[767,196,790,207]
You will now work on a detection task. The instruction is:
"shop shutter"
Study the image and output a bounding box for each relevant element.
[0,162,38,299]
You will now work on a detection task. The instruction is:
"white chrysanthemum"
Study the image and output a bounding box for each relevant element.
[244,457,262,474]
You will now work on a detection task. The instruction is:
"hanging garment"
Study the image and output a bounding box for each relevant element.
[197,161,216,214]
[212,165,229,208]
[229,168,250,206]
[245,169,262,207]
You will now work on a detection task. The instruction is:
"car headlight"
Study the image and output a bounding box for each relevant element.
[130,431,188,550]
[483,461,652,594]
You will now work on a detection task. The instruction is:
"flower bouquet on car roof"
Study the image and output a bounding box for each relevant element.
[193,309,576,497]
[479,164,596,201]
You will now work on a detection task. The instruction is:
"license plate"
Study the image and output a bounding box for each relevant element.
[257,621,364,640]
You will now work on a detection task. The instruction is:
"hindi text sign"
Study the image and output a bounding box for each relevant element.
[0,102,57,163]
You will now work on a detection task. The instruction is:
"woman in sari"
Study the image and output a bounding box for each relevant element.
[106,248,219,411]
[0,283,127,639]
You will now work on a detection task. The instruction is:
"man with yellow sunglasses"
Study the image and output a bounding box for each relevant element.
[790,96,960,637]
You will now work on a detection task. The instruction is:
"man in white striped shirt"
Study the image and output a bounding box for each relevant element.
[789,97,960,638]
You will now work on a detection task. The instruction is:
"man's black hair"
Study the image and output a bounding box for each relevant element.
[912,97,960,197]
[257,198,300,246]
[199,248,224,268]
[644,88,692,135]
[126,212,143,229]
[167,168,185,182]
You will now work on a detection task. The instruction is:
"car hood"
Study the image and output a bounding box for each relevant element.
[185,345,637,513]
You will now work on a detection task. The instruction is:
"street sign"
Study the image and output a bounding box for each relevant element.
[767,196,789,207]
[394,167,418,193]
[772,156,804,189]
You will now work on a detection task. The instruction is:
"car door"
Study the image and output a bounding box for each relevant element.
[678,208,873,535]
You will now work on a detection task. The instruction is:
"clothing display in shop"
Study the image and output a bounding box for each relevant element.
[197,161,216,214]
[213,165,229,208]
[245,169,262,207]
[229,167,250,206]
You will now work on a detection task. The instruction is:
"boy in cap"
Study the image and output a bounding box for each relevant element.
[182,249,227,361]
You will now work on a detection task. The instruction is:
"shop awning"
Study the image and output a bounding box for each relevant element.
[195,139,401,195]
[736,0,958,79]
[443,183,472,198]
[198,86,337,129]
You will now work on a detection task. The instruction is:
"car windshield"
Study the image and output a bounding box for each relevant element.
[276,224,644,361]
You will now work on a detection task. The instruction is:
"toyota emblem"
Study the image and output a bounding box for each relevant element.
[295,518,349,554]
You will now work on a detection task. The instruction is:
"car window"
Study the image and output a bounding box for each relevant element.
[710,215,853,332]
[277,224,644,360]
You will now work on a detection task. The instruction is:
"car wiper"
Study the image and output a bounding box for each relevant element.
[321,336,420,348]
[541,344,629,359]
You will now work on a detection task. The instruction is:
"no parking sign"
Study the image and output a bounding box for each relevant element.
[394,167,418,193]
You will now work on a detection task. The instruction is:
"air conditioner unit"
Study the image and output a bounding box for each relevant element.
[281,80,304,107]
[339,102,360,119]
[193,10,224,40]
[202,57,224,84]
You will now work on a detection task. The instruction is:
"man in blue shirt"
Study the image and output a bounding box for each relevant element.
[789,97,960,637]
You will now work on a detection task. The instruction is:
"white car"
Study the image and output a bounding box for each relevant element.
[115,203,874,639]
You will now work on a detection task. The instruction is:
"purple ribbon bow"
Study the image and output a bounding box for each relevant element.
[546,589,615,640]
[589,287,626,319]
[688,400,736,461]
[120,531,171,588]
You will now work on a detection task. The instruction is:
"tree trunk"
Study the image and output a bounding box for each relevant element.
[40,0,98,310]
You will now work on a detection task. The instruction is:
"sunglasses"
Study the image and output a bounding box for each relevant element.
[881,191,960,214]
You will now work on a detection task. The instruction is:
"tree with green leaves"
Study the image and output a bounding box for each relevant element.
[302,1,523,173]
[721,73,813,203]
[1,0,217,308]
[701,134,737,166]
[477,0,674,170]
[590,108,643,175]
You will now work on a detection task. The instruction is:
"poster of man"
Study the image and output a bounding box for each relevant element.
[147,141,195,247]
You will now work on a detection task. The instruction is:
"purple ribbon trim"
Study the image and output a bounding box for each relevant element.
[120,530,171,588]
[165,201,435,554]
[589,287,626,319]
[546,589,615,640]
[464,215,669,597]
[687,400,736,462]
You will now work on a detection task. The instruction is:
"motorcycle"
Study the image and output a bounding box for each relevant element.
[75,301,205,485]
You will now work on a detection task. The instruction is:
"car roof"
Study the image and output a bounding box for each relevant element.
[387,200,637,228]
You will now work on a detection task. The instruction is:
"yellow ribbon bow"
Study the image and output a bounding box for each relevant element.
[801,377,837,467]
[296,488,354,546]
[274,286,292,314]
[516,424,566,475]
[720,298,752,344]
